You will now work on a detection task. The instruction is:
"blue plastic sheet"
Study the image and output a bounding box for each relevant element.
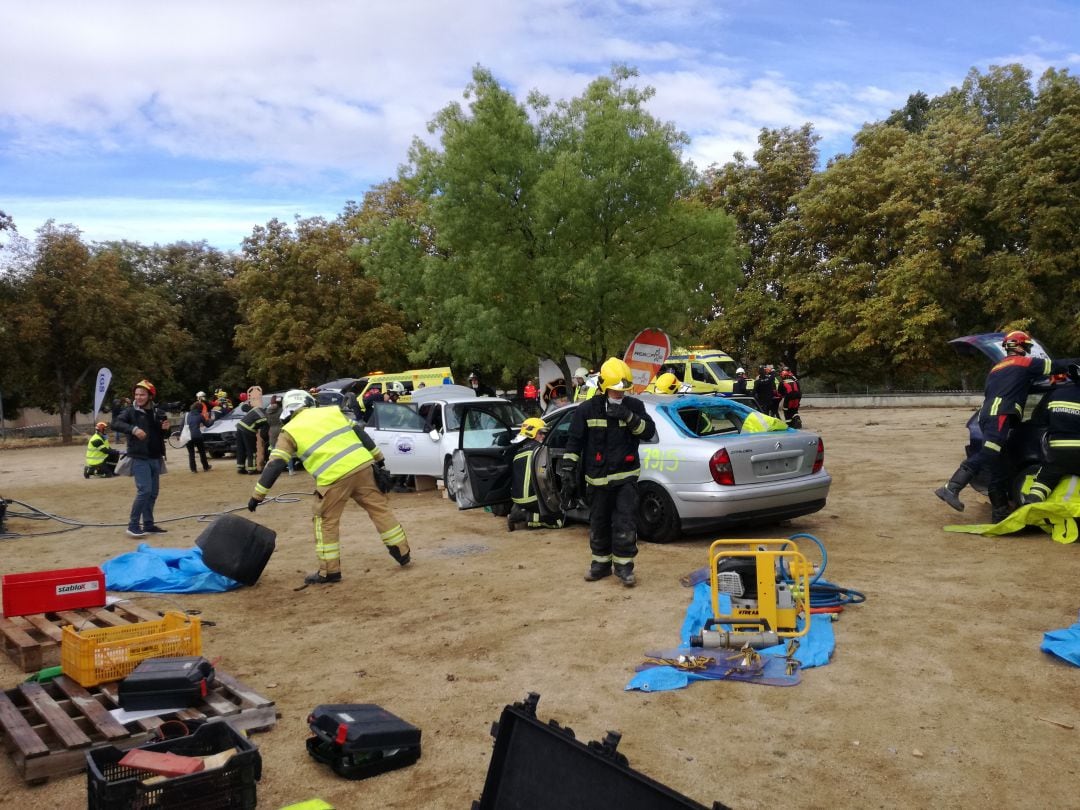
[1041,615,1080,667]
[626,582,836,692]
[102,544,240,593]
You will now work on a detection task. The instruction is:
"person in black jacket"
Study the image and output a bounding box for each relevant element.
[936,331,1080,522]
[186,400,213,473]
[508,418,564,532]
[112,379,170,538]
[752,366,774,414]
[560,357,656,586]
[732,367,748,396]
[1025,366,1080,504]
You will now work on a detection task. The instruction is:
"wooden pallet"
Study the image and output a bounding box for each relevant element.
[0,671,276,783]
[0,601,163,673]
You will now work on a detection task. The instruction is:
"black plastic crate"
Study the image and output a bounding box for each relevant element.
[85,721,261,810]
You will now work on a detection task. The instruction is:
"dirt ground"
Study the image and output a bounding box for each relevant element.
[1,407,1078,809]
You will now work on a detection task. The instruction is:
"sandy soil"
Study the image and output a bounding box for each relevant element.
[1,407,1078,809]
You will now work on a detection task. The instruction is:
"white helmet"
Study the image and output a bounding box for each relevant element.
[573,367,588,380]
[280,389,315,423]
[196,390,207,398]
[387,381,406,394]
[735,368,745,375]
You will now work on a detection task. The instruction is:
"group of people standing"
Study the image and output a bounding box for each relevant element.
[733,364,802,427]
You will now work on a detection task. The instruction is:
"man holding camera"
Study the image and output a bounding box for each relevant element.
[559,357,655,586]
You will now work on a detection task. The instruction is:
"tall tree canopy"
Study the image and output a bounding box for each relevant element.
[233,216,407,389]
[361,65,740,376]
[0,223,185,442]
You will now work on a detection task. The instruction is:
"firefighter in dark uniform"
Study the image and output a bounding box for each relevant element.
[1025,364,1080,504]
[752,365,774,414]
[936,331,1080,522]
[507,417,564,532]
[236,387,269,474]
[779,368,802,428]
[560,357,656,586]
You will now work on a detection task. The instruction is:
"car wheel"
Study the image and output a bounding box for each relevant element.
[637,482,680,543]
[443,457,458,503]
[167,430,185,450]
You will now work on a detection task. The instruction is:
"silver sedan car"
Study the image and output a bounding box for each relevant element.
[452,393,831,541]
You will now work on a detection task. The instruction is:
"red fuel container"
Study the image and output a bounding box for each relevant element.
[2,566,106,617]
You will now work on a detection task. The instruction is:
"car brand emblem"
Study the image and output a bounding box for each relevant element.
[775,441,783,450]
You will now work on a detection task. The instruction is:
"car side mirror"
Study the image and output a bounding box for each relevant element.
[429,429,440,441]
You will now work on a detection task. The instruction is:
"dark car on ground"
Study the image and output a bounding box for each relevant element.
[949,332,1075,506]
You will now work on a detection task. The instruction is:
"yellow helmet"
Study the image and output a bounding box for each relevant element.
[654,372,679,394]
[598,357,633,392]
[518,417,546,440]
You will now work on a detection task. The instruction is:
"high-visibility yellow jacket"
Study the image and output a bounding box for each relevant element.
[281,407,374,487]
[86,433,111,466]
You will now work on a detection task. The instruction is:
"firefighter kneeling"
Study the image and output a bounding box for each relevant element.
[507,418,564,532]
[84,421,120,478]
[248,389,411,587]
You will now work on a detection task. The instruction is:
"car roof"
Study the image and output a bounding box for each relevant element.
[949,333,1051,363]
[318,378,362,391]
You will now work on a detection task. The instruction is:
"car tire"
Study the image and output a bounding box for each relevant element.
[443,457,458,504]
[636,482,680,543]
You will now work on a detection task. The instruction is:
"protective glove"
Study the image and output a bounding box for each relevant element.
[606,401,631,422]
[247,496,262,513]
[373,462,393,494]
[559,460,578,505]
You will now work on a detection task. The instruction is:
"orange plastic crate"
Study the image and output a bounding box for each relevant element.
[61,611,202,687]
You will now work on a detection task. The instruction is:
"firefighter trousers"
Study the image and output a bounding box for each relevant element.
[587,481,638,568]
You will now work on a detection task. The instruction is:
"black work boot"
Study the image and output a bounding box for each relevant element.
[388,543,411,567]
[614,563,636,587]
[989,490,1013,524]
[303,571,342,585]
[584,562,613,582]
[934,464,975,512]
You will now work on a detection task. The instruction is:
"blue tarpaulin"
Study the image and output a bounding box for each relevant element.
[102,544,240,593]
[1041,615,1080,667]
[626,582,836,691]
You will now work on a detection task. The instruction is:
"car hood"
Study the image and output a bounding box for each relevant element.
[949,333,1051,364]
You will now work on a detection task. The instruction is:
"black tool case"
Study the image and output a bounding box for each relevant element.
[195,514,276,586]
[306,703,422,780]
[118,656,215,711]
[473,693,731,810]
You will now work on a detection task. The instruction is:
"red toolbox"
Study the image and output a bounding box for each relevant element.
[2,566,106,617]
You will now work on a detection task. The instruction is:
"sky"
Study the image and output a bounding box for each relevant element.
[1,1,1077,252]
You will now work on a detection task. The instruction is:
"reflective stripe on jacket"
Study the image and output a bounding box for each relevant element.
[282,407,373,487]
[565,394,655,486]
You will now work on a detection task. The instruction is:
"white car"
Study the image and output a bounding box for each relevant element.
[362,385,526,499]
[452,392,832,541]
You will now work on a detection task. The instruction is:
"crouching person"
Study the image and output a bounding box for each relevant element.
[85,421,120,478]
[248,389,411,587]
[507,418,564,532]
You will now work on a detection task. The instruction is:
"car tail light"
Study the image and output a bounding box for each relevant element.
[812,438,824,474]
[710,448,734,486]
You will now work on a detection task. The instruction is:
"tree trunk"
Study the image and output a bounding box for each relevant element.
[58,388,73,445]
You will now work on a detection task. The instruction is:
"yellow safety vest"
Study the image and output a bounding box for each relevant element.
[282,407,373,486]
[86,433,110,466]
[574,385,597,402]
[742,411,789,433]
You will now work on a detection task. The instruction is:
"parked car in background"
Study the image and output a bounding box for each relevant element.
[201,409,242,457]
[362,385,526,499]
[949,332,1068,505]
[452,392,831,542]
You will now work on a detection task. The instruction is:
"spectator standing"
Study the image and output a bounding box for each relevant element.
[186,400,213,473]
[523,378,540,414]
[560,358,656,587]
[468,372,496,397]
[112,379,170,538]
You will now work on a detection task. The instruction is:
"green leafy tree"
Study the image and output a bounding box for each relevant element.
[233,216,407,389]
[697,125,819,369]
[362,65,740,379]
[3,223,186,442]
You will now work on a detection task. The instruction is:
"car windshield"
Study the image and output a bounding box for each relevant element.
[707,360,735,380]
[446,401,525,431]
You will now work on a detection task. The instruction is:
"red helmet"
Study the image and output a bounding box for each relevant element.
[239,392,248,402]
[133,379,156,398]
[1002,330,1033,353]
[781,369,794,378]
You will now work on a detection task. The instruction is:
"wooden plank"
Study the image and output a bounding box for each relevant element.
[18,683,92,749]
[0,622,42,673]
[87,608,130,627]
[98,683,163,732]
[200,690,240,717]
[0,690,50,758]
[213,671,274,708]
[23,614,64,642]
[55,610,99,631]
[112,602,162,623]
[21,733,154,782]
[51,676,129,740]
